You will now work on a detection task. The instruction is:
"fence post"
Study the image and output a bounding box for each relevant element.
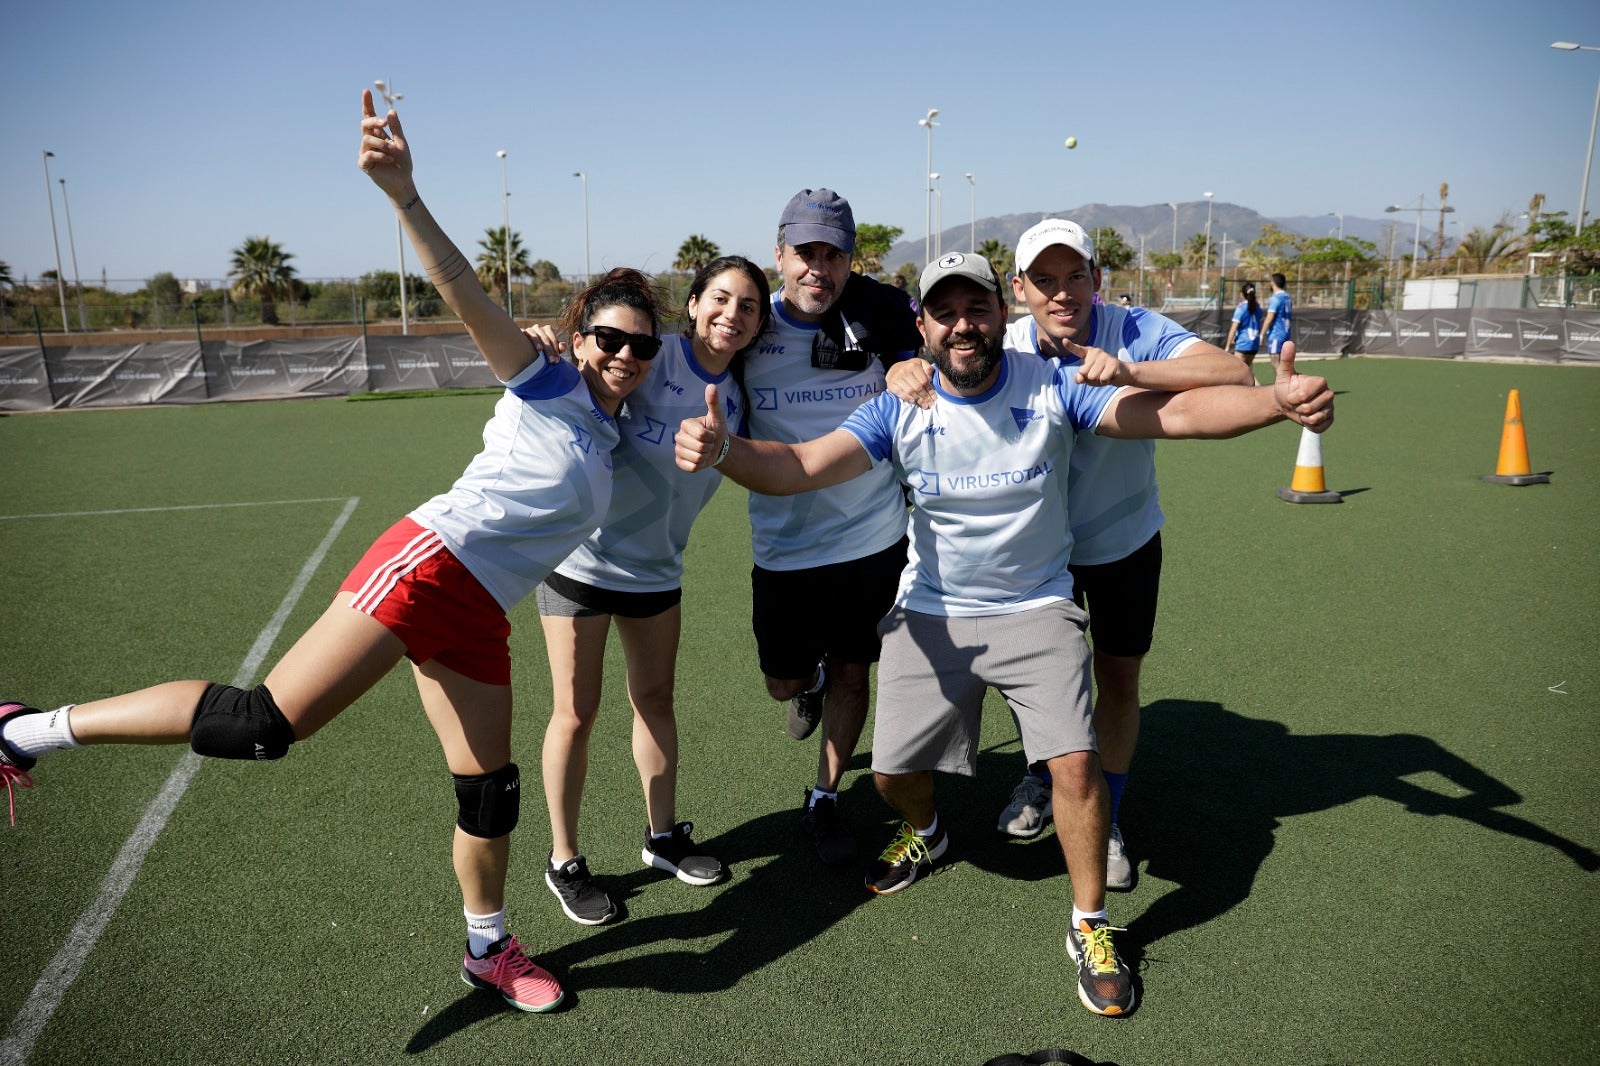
[194,302,204,348]
[34,304,47,353]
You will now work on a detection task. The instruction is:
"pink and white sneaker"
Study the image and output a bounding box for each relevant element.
[460,935,565,1013]
[0,702,42,827]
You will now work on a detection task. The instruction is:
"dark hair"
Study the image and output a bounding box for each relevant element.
[1271,272,1287,289]
[1240,282,1260,317]
[558,267,664,341]
[685,255,773,358]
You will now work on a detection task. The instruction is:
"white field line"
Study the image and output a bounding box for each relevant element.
[0,497,352,521]
[0,496,361,1066]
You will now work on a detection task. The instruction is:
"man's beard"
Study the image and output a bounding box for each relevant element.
[930,330,1004,390]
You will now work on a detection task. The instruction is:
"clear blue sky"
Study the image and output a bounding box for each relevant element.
[3,0,1598,286]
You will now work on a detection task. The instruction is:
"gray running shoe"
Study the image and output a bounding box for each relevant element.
[1105,823,1134,891]
[786,661,826,740]
[997,775,1053,838]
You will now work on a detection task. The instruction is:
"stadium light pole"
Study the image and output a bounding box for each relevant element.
[931,173,942,259]
[1201,191,1215,295]
[58,177,87,330]
[965,172,976,252]
[1328,211,1345,240]
[1167,201,1178,254]
[573,172,590,282]
[1551,41,1600,235]
[1386,195,1453,276]
[497,150,512,314]
[41,151,69,333]
[374,79,409,334]
[919,108,939,266]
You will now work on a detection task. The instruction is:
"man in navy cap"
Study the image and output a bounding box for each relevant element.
[737,189,920,866]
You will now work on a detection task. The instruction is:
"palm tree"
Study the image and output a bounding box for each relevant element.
[476,226,532,308]
[0,260,13,289]
[674,235,720,274]
[229,236,296,325]
[976,239,1012,276]
[1183,231,1214,270]
[1454,224,1516,273]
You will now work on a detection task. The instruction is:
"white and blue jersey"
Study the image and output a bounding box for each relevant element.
[839,351,1121,618]
[741,292,912,571]
[1006,304,1199,566]
[557,334,745,593]
[410,356,618,612]
[1266,289,1293,347]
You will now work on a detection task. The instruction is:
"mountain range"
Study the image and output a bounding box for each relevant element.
[882,200,1441,270]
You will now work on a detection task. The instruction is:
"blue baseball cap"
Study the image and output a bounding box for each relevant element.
[779,188,856,253]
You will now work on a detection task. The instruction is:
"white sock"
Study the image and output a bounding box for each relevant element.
[464,908,506,957]
[915,812,940,838]
[807,787,837,808]
[1072,907,1108,929]
[3,706,81,758]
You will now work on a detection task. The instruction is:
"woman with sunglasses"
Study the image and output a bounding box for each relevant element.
[0,90,664,1016]
[535,256,771,926]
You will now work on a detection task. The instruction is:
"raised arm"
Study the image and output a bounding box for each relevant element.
[357,89,535,383]
[675,384,874,495]
[1097,343,1332,440]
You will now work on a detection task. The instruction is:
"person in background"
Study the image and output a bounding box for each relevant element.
[1225,281,1264,366]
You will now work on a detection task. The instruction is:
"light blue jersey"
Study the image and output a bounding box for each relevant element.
[410,356,619,611]
[1266,289,1293,347]
[741,293,911,570]
[1005,304,1199,565]
[557,334,745,593]
[840,351,1120,617]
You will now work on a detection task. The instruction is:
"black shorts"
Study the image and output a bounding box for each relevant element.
[751,537,909,680]
[1067,531,1162,658]
[536,570,681,619]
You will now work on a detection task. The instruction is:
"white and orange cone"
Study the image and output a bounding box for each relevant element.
[1276,425,1342,504]
[1481,389,1551,486]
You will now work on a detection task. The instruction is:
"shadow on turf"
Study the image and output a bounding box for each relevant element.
[1119,699,1599,963]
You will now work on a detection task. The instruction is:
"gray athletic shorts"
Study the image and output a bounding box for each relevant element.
[870,598,1095,776]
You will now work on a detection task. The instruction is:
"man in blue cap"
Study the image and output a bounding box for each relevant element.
[737,188,920,866]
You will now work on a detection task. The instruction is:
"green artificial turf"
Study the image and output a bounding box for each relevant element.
[1,359,1596,1065]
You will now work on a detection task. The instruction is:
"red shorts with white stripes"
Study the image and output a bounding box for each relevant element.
[338,517,512,686]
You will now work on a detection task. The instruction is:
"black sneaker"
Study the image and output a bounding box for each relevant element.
[865,820,947,894]
[786,661,826,740]
[801,787,857,866]
[545,853,617,925]
[0,702,42,827]
[1066,918,1137,1016]
[641,822,726,886]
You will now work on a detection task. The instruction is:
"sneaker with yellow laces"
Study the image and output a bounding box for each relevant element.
[865,820,947,895]
[1065,918,1136,1016]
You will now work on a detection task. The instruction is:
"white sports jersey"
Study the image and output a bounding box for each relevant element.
[740,294,911,570]
[1005,304,1199,565]
[840,350,1122,617]
[557,334,745,592]
[410,357,618,611]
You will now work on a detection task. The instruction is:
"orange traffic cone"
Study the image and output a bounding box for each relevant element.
[1481,389,1551,485]
[1276,425,1342,504]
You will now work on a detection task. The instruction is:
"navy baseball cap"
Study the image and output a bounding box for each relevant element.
[779,188,856,253]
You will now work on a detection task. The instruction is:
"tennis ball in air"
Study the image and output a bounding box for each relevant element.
[1064,137,1078,149]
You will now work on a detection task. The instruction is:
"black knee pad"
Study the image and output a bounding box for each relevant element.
[453,762,520,839]
[189,683,295,761]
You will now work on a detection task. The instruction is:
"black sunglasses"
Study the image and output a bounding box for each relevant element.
[581,325,662,361]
